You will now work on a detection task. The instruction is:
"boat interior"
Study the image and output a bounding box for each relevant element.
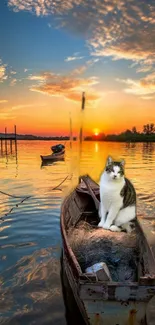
[64,176,155,284]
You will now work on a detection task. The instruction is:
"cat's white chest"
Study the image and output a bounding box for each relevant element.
[100,177,124,210]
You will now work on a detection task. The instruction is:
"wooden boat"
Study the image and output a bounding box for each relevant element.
[60,175,155,325]
[51,143,65,152]
[40,149,65,162]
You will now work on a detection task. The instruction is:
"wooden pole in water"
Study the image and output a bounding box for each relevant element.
[14,125,17,141]
[78,92,86,180]
[5,127,7,154]
[14,125,17,159]
[79,92,86,144]
[69,112,73,149]
[81,91,85,110]
[0,138,3,152]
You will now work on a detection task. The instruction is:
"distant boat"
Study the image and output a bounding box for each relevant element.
[40,143,65,163]
[40,149,65,162]
[51,144,65,153]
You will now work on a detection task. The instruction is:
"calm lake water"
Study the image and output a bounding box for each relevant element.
[0,140,155,324]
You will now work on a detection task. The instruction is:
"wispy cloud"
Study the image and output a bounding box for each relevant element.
[65,55,84,62]
[140,96,154,100]
[0,59,7,82]
[117,72,155,97]
[141,72,155,88]
[0,112,15,120]
[10,78,17,86]
[136,65,153,73]
[29,66,101,103]
[10,70,17,75]
[70,65,87,75]
[11,104,34,110]
[28,75,47,81]
[0,100,8,104]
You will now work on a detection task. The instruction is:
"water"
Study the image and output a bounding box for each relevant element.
[0,140,155,324]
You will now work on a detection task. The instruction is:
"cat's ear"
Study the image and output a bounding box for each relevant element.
[120,159,125,167]
[106,156,113,165]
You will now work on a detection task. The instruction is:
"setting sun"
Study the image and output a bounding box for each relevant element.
[93,128,100,136]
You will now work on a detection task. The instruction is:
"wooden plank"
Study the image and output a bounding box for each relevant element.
[74,192,90,211]
[137,215,155,276]
[79,175,100,210]
[80,283,155,301]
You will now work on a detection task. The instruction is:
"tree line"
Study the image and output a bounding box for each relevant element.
[85,123,155,142]
[126,123,155,135]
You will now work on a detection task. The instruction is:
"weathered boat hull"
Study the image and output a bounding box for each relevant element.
[60,251,87,325]
[61,244,151,325]
[60,175,155,325]
[40,151,65,162]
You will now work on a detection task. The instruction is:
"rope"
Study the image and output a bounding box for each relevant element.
[0,190,30,199]
[0,174,72,221]
[0,174,72,200]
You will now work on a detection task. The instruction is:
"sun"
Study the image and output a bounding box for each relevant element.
[93,128,100,136]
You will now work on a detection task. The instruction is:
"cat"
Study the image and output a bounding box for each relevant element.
[98,156,136,232]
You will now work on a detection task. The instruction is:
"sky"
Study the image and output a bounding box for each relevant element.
[0,0,155,136]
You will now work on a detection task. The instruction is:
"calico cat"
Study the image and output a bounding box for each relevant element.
[98,156,136,232]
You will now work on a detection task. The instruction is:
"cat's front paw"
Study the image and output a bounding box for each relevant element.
[110,225,121,232]
[102,223,110,230]
[98,221,105,228]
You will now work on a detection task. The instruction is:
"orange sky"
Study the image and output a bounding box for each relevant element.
[0,0,155,136]
[0,90,154,136]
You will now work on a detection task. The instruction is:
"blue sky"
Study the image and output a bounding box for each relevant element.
[0,0,155,135]
[0,1,87,73]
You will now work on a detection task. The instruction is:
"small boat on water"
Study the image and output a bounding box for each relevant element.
[40,149,65,162]
[51,143,65,153]
[60,175,155,325]
[40,144,65,162]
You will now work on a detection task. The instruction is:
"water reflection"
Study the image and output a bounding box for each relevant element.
[0,140,155,324]
[41,158,65,168]
[0,139,18,177]
[125,142,136,150]
[0,248,66,325]
[94,142,99,153]
[142,142,155,160]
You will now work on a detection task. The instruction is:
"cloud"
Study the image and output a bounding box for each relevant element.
[0,59,18,85]
[0,112,15,120]
[70,59,100,76]
[70,65,87,75]
[11,104,34,110]
[117,73,155,96]
[28,75,47,81]
[0,59,7,82]
[10,70,17,75]
[29,67,101,103]
[0,100,8,104]
[136,65,153,73]
[140,96,154,100]
[140,72,155,89]
[65,56,84,62]
[7,0,155,70]
[10,78,17,86]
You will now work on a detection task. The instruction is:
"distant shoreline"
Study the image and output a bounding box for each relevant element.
[1,134,155,142]
[1,138,155,143]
